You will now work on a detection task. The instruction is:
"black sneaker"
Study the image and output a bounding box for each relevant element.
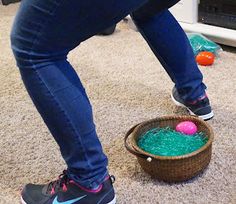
[171,87,214,120]
[21,171,116,204]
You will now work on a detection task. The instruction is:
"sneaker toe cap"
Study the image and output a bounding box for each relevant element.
[21,184,47,204]
[194,106,212,115]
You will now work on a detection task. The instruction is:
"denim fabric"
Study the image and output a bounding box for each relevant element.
[131,3,207,100]
[11,0,206,188]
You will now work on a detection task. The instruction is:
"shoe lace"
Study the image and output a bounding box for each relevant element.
[47,170,70,195]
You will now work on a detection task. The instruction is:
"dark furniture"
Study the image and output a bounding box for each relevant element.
[199,0,236,30]
[1,0,20,5]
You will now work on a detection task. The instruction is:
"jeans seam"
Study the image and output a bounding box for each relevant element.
[32,68,93,184]
[25,0,94,184]
[27,1,64,63]
[131,10,177,83]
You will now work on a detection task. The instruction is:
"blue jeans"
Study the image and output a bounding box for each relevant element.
[11,0,206,189]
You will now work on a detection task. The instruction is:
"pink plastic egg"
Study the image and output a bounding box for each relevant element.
[175,121,198,135]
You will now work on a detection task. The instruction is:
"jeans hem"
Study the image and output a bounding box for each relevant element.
[68,170,109,189]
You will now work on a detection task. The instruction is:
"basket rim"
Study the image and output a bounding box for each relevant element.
[131,115,214,160]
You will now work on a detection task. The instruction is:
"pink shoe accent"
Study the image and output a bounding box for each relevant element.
[104,175,110,181]
[69,180,103,193]
[188,93,208,105]
[50,187,55,195]
[62,184,68,192]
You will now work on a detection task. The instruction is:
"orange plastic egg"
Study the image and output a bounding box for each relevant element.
[196,51,215,66]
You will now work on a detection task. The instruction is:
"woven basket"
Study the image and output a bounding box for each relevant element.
[124,116,214,182]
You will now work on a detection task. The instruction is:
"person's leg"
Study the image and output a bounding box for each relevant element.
[11,0,147,203]
[130,0,213,120]
[11,0,108,190]
[11,0,145,195]
[131,0,206,101]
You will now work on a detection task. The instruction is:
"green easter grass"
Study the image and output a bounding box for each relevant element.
[137,127,208,157]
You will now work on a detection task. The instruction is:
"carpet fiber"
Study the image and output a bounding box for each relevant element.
[0,4,236,204]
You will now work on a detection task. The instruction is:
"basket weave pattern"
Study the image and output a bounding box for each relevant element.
[125,116,214,182]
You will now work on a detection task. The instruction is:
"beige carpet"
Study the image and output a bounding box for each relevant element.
[0,3,236,204]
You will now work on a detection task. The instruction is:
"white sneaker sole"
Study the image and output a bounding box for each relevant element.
[21,195,116,204]
[21,197,27,204]
[171,94,214,121]
[108,195,116,204]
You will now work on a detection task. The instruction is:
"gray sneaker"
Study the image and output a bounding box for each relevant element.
[21,171,116,204]
[171,87,214,120]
